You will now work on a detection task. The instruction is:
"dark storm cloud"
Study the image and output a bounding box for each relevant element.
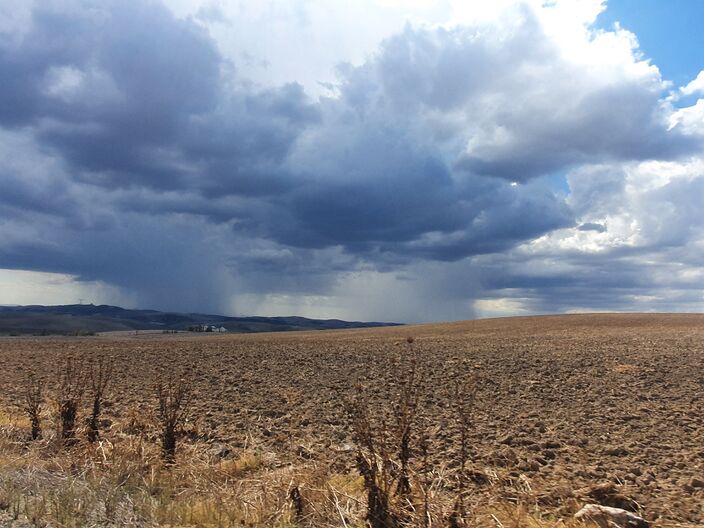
[1,1,219,127]
[283,151,465,248]
[1,0,701,316]
[0,207,236,313]
[0,0,220,192]
[0,171,69,217]
[0,0,318,195]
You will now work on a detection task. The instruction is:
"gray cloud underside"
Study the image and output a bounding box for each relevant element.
[0,0,702,316]
[479,249,704,314]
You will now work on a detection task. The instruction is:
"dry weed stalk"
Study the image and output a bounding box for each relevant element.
[24,372,44,440]
[350,392,397,528]
[448,367,476,528]
[55,356,85,445]
[395,337,422,500]
[87,357,113,442]
[347,336,425,528]
[418,426,431,528]
[156,374,191,464]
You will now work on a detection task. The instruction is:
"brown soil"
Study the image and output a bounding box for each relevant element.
[1,313,703,525]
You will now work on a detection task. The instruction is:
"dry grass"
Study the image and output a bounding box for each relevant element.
[0,379,592,527]
[0,413,309,526]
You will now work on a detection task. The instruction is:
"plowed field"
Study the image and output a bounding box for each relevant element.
[1,313,703,526]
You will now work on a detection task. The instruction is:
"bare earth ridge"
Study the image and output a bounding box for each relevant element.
[1,313,703,525]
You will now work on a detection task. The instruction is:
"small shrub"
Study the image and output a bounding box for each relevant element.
[156,374,191,464]
[24,372,44,440]
[86,357,113,442]
[55,356,85,445]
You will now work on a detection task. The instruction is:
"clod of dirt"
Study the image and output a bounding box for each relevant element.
[498,434,514,445]
[688,477,704,488]
[543,440,562,449]
[683,476,704,492]
[488,446,519,467]
[605,446,629,457]
[518,459,541,472]
[467,469,490,485]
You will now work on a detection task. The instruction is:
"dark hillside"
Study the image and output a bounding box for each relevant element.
[0,304,400,335]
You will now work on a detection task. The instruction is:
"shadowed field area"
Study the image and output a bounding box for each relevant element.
[0,313,703,526]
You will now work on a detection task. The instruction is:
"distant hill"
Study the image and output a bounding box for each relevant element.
[0,304,401,335]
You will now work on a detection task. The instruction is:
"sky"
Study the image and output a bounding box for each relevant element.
[0,0,703,322]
